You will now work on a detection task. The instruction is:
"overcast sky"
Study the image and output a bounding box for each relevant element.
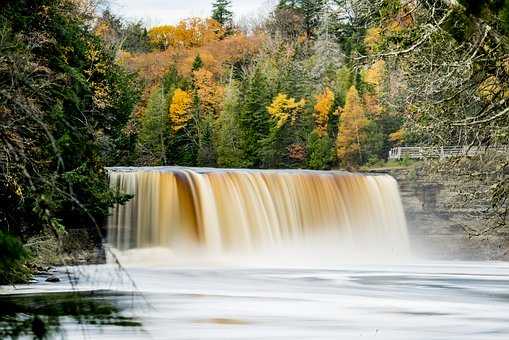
[108,0,274,27]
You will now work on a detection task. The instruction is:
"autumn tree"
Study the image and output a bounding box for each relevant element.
[336,86,369,167]
[267,93,306,128]
[313,88,334,135]
[193,68,224,117]
[169,88,193,132]
[148,18,224,50]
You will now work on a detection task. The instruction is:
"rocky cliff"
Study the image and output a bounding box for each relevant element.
[368,166,509,260]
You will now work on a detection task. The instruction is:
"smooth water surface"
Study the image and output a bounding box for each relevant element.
[3,261,509,339]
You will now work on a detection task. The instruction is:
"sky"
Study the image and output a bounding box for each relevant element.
[108,0,274,27]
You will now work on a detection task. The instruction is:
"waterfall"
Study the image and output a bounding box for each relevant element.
[107,167,410,262]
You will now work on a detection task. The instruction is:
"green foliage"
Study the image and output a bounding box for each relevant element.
[137,87,170,165]
[215,84,249,168]
[0,0,140,281]
[0,230,31,285]
[212,0,233,28]
[362,120,386,164]
[197,115,217,166]
[277,0,326,36]
[307,131,333,169]
[238,67,273,167]
[192,54,204,71]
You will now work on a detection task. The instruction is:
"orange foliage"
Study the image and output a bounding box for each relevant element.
[178,33,265,78]
[313,88,335,136]
[193,68,225,116]
[148,18,224,50]
[288,143,306,161]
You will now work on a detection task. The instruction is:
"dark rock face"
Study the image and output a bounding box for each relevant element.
[45,276,60,283]
[367,167,509,260]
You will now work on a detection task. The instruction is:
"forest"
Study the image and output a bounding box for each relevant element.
[1,0,508,282]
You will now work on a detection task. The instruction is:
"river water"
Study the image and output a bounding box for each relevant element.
[3,260,509,339]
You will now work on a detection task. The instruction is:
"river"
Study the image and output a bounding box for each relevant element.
[3,260,509,339]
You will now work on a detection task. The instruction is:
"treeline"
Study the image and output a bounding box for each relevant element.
[113,0,508,172]
[112,0,407,170]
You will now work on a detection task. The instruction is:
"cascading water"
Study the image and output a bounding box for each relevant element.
[107,167,410,263]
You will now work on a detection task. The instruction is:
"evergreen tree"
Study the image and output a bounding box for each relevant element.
[277,0,326,36]
[238,67,273,167]
[212,0,233,28]
[307,130,333,169]
[192,53,204,71]
[215,83,248,168]
[137,87,170,165]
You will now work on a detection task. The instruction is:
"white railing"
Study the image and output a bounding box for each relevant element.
[388,145,509,160]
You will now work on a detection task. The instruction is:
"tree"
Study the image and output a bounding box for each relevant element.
[336,86,369,167]
[137,87,170,165]
[192,53,204,71]
[307,130,333,169]
[215,83,248,167]
[193,68,224,117]
[169,88,193,132]
[313,88,335,136]
[238,67,273,166]
[212,0,233,29]
[267,93,306,128]
[148,18,224,50]
[276,0,326,37]
[1,0,139,281]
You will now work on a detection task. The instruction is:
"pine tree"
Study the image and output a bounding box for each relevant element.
[215,83,248,167]
[212,0,233,28]
[137,87,170,165]
[239,67,272,167]
[277,0,326,36]
[192,53,204,71]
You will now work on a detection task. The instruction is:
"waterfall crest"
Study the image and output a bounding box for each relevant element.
[107,167,410,261]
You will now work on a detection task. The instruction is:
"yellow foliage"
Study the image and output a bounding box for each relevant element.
[386,19,403,33]
[267,93,306,128]
[193,68,224,116]
[313,88,335,136]
[363,59,385,90]
[364,27,382,53]
[389,128,405,144]
[148,18,224,50]
[336,86,369,166]
[169,88,193,132]
[478,75,503,102]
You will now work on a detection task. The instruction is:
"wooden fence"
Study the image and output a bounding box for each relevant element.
[388,145,509,160]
